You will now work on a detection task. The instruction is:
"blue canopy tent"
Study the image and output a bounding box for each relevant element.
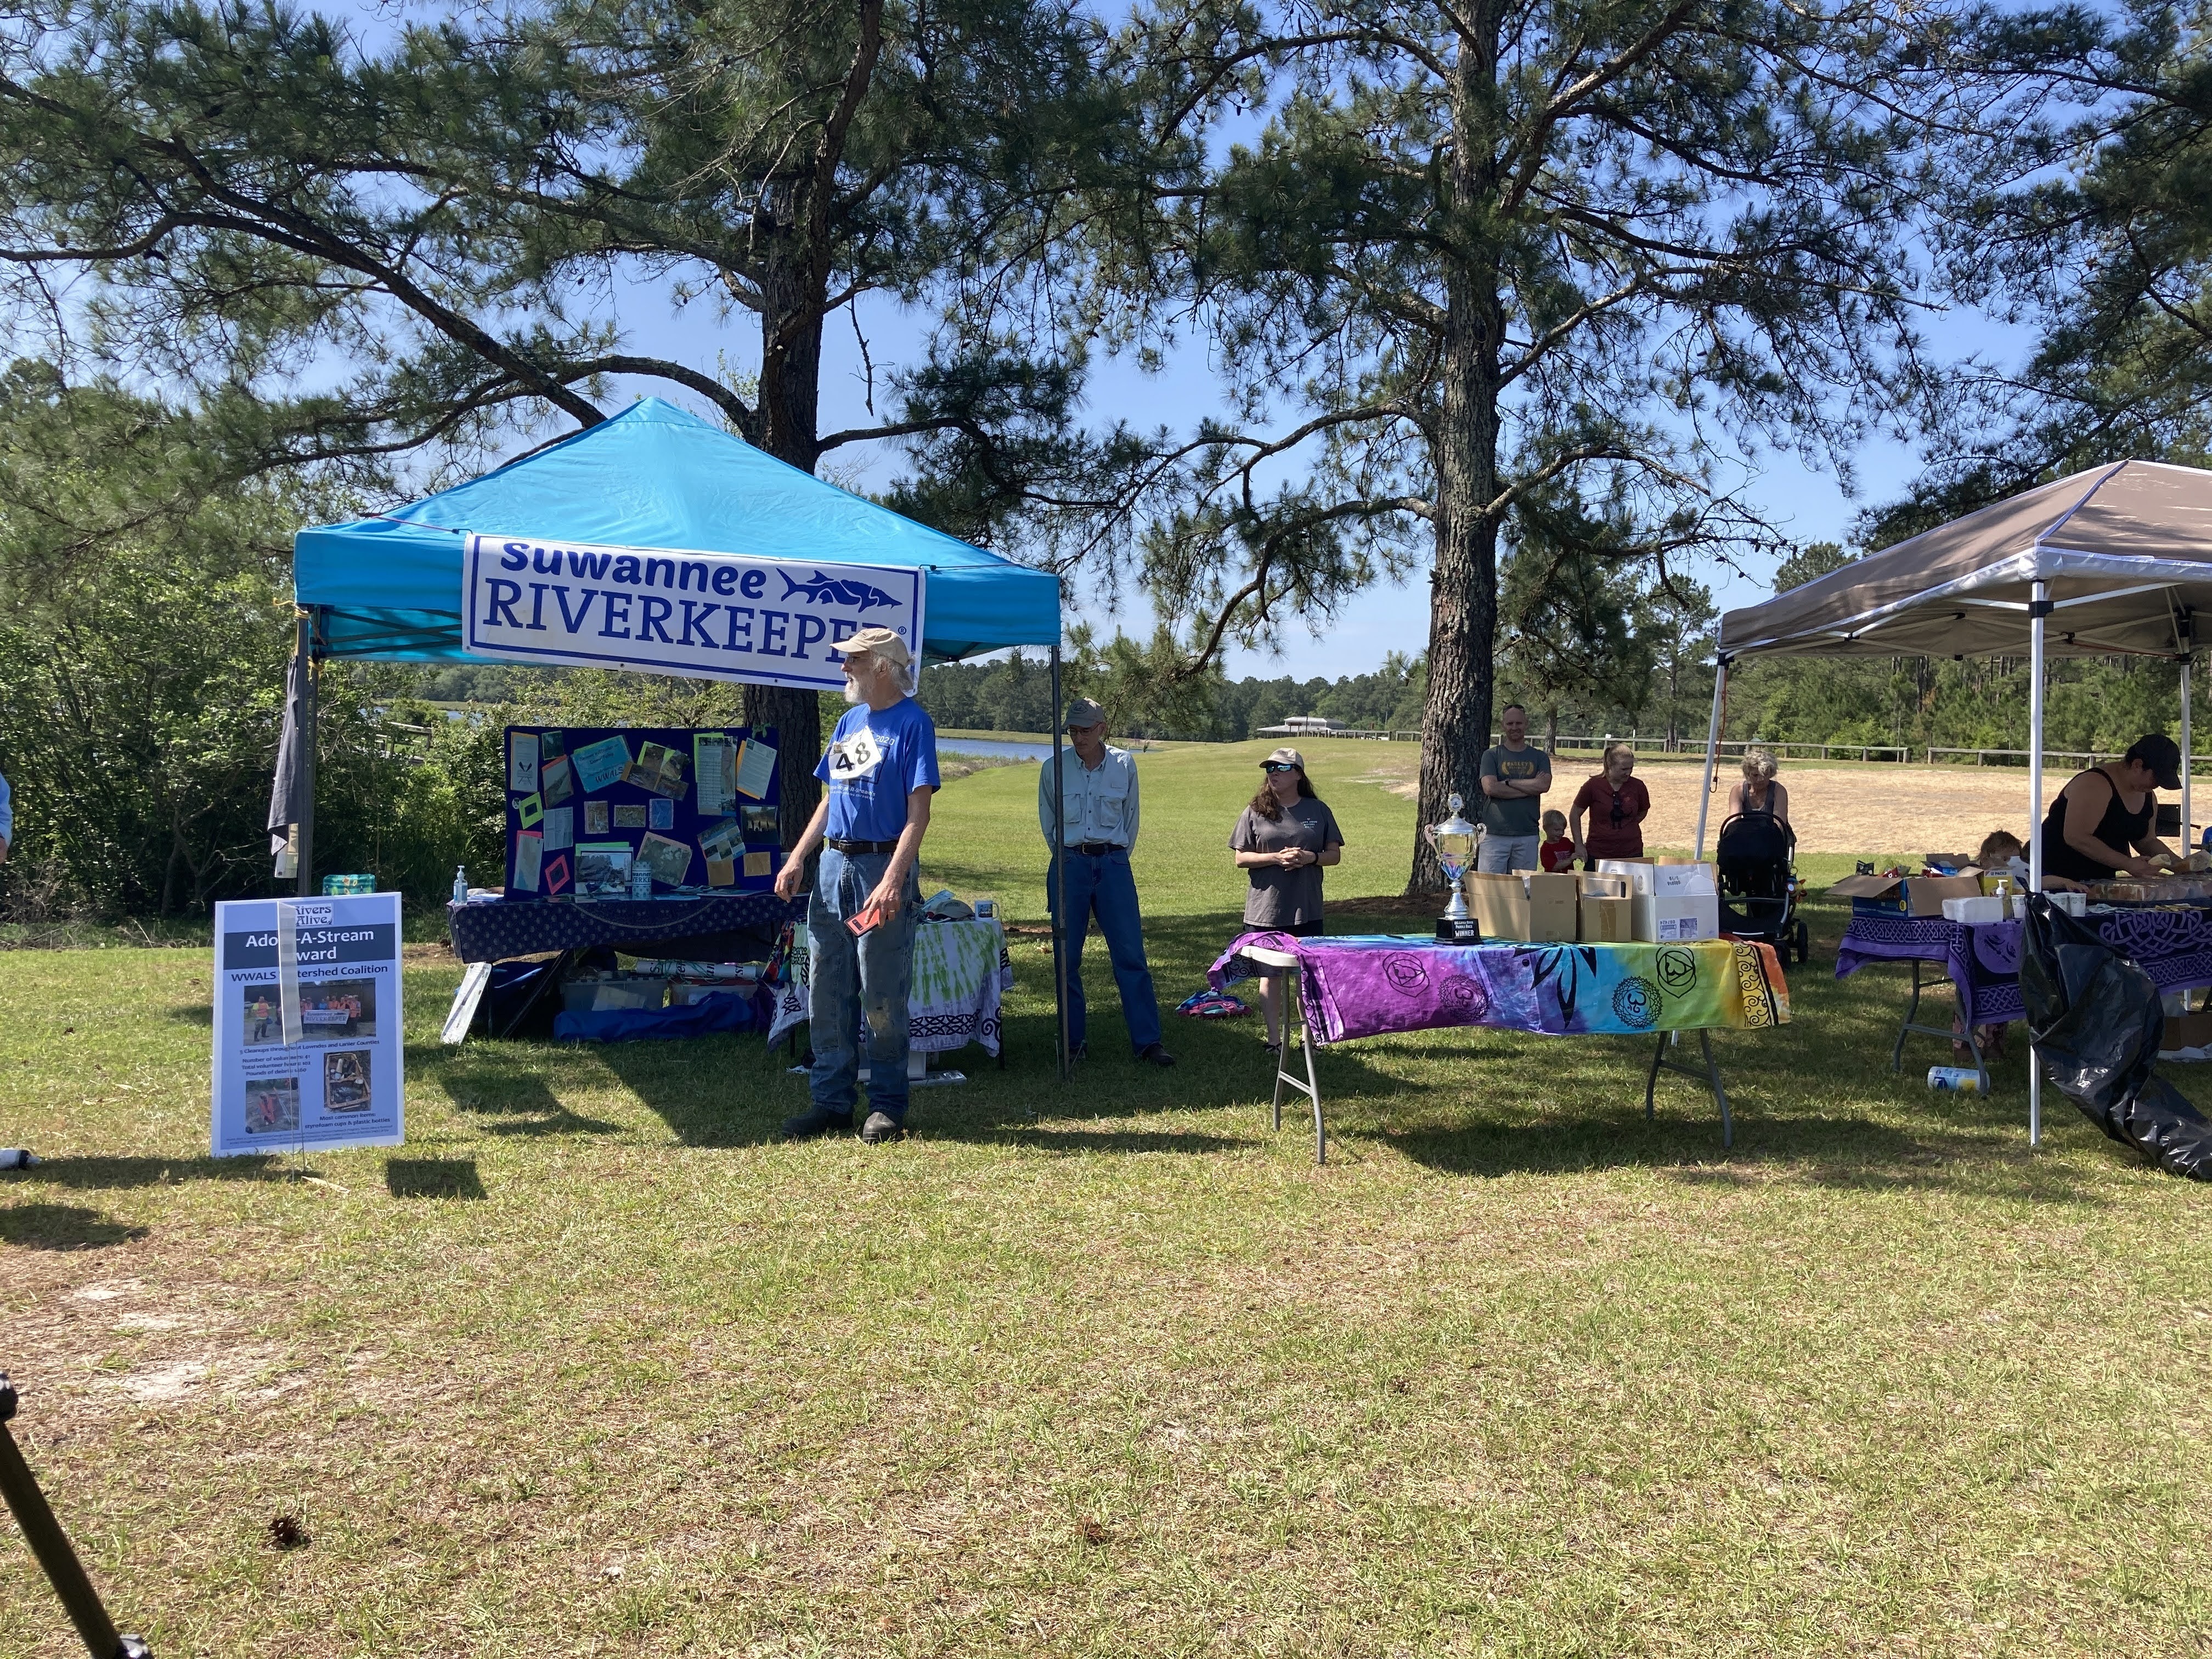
[281,397,1075,1069]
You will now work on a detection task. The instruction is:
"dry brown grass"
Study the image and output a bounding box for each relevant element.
[1341,750,2094,857]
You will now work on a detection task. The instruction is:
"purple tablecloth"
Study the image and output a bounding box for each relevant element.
[1836,908,2212,1025]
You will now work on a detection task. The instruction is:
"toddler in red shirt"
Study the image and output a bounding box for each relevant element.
[1538,809,1576,873]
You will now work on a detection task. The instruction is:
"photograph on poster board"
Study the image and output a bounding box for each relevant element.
[637,831,693,887]
[323,1049,373,1113]
[240,978,377,1045]
[742,804,779,841]
[614,802,648,829]
[575,842,634,894]
[541,754,574,805]
[584,800,609,836]
[699,817,744,864]
[241,1076,301,1136]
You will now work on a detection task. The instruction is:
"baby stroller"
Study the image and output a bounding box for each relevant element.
[1714,811,1809,964]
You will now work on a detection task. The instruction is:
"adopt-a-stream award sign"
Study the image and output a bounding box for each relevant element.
[460,532,926,693]
[211,893,404,1157]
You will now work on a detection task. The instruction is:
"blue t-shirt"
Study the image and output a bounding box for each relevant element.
[815,698,941,842]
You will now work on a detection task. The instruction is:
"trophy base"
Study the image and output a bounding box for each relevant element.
[1436,916,1482,944]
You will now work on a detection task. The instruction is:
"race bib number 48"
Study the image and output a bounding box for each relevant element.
[828,727,885,782]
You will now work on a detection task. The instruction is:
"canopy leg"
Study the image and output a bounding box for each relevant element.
[1049,645,1069,1082]
[296,608,319,899]
[2028,580,2050,1148]
[1694,658,1729,860]
[2183,653,2195,856]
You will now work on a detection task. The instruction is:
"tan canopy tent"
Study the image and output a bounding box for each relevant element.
[1706,458,2212,1143]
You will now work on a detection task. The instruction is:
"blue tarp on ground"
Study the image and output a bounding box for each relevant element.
[292,398,1060,663]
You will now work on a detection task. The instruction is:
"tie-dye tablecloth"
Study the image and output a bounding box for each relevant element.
[1209,933,1790,1046]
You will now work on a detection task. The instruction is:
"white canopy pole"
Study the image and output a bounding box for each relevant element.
[1694,658,1729,860]
[2028,580,2050,1147]
[2183,652,2194,855]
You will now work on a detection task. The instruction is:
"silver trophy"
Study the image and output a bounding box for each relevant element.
[1427,793,1482,943]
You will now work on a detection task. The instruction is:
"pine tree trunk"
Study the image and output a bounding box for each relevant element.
[750,221,831,849]
[1410,32,1505,896]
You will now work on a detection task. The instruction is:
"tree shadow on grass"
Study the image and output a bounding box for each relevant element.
[20,1155,281,1190]
[992,1128,1254,1156]
[436,1073,622,1138]
[386,1158,486,1199]
[0,1203,149,1249]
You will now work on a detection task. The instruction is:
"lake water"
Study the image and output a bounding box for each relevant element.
[936,736,1054,761]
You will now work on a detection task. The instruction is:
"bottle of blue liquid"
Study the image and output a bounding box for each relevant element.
[452,866,469,905]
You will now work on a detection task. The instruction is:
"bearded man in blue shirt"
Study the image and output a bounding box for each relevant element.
[775,626,941,1144]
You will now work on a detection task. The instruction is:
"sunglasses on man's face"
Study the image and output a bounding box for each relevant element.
[1263,763,1299,774]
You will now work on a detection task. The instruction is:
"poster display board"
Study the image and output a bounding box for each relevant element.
[503,725,783,899]
[211,892,404,1156]
[462,533,924,693]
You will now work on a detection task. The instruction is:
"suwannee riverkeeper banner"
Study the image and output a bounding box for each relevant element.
[461,532,926,692]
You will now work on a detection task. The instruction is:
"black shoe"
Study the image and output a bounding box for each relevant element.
[781,1104,853,1142]
[1067,1041,1088,1061]
[861,1111,905,1144]
[1137,1042,1177,1068]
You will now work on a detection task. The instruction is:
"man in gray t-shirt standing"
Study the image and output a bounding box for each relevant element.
[1476,702,1551,872]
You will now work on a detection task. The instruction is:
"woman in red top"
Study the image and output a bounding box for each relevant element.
[1570,744,1651,869]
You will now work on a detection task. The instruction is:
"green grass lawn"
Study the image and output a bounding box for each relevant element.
[5,742,2212,1656]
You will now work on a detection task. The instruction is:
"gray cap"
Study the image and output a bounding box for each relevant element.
[1064,697,1107,729]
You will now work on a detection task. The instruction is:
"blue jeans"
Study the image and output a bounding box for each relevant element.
[1048,848,1163,1052]
[807,848,919,1123]
[1477,833,1541,874]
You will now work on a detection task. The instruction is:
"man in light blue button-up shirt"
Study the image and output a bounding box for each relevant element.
[1039,699,1172,1066]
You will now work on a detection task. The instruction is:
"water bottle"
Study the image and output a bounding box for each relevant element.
[1927,1065,1983,1092]
[452,866,469,905]
[630,863,653,900]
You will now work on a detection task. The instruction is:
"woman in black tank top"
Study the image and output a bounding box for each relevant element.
[2040,737,2182,882]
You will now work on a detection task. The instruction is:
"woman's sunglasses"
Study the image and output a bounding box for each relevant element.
[1262,762,1300,774]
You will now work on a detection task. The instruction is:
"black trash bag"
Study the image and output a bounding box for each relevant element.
[2017,893,2212,1178]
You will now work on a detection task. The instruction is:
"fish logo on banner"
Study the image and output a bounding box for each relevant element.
[462,533,926,695]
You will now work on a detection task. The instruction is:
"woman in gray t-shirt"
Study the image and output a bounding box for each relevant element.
[1230,747,1345,1048]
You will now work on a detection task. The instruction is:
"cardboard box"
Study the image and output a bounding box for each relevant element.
[1581,895,1634,942]
[1633,893,1720,943]
[1469,870,1579,941]
[1576,872,1632,899]
[1652,862,1717,898]
[1596,857,1657,895]
[2162,1009,2212,1053]
[1827,872,1982,917]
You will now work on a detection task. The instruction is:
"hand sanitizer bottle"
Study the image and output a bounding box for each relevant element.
[452,866,469,904]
